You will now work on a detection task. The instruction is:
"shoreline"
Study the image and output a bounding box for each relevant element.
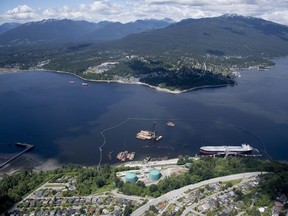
[0,68,234,94]
[44,69,236,94]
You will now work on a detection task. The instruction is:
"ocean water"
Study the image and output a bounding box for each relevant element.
[0,58,287,166]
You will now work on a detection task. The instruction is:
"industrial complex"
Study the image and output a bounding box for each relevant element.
[116,158,188,185]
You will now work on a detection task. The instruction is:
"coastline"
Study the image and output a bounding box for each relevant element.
[0,152,62,175]
[48,69,235,94]
[0,68,234,94]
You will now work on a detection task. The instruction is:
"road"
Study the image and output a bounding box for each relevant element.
[110,189,144,202]
[131,172,264,216]
[124,158,178,168]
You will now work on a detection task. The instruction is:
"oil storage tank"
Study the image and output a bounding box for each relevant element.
[125,172,137,183]
[149,169,161,181]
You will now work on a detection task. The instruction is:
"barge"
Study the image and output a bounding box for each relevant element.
[116,151,135,161]
[136,122,163,141]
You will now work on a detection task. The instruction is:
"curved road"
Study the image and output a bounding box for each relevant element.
[131,172,264,216]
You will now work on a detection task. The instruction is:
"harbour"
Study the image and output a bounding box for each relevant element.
[0,57,288,166]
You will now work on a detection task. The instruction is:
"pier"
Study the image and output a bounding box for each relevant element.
[0,143,34,169]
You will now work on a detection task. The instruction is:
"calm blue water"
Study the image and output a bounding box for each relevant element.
[0,58,287,165]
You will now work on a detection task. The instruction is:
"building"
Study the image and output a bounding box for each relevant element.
[125,172,137,183]
[149,169,161,181]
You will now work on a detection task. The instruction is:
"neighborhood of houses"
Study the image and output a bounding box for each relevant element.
[6,171,288,216]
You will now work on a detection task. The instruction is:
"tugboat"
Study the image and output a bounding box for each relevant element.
[167,122,175,127]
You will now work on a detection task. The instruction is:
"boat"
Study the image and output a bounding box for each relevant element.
[167,122,175,127]
[155,136,163,141]
[128,152,135,160]
[68,80,76,84]
[116,151,128,161]
[82,82,88,86]
[143,156,151,163]
[116,151,135,161]
[200,144,253,155]
[136,130,162,141]
[136,130,153,140]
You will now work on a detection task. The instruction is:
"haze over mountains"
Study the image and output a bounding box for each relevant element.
[0,23,21,35]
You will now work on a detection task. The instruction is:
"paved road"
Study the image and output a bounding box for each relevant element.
[131,172,264,216]
[124,158,178,168]
[110,189,144,202]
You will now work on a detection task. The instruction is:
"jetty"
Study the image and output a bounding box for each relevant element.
[0,143,34,169]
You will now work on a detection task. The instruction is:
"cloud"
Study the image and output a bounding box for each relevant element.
[42,8,56,17]
[4,5,37,21]
[0,0,288,25]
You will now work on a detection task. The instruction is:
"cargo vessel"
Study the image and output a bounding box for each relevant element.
[200,144,253,155]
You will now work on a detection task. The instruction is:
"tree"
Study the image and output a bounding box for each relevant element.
[123,203,132,216]
[149,205,158,214]
[96,177,105,188]
[149,184,158,193]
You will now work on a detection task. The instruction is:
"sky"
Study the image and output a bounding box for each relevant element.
[0,0,288,25]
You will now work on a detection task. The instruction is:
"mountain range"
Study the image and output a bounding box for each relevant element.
[0,18,173,45]
[1,15,287,59]
[1,15,288,90]
[0,23,21,35]
[102,14,288,58]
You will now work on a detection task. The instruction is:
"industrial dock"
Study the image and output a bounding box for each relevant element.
[136,122,163,141]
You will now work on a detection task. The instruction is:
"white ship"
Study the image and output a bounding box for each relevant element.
[200,144,253,155]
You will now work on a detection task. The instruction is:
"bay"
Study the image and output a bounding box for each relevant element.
[0,58,287,166]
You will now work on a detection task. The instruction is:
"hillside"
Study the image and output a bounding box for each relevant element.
[84,19,173,41]
[1,158,288,215]
[0,19,100,44]
[0,19,173,45]
[105,15,288,57]
[0,15,287,91]
[0,23,21,35]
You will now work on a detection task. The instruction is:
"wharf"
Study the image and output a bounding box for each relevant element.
[0,143,34,169]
